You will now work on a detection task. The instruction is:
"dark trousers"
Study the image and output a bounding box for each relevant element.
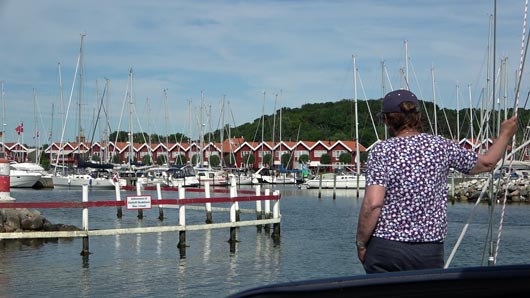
[363,237,444,274]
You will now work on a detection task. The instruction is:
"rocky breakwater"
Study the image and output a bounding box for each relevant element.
[449,177,530,203]
[0,208,81,233]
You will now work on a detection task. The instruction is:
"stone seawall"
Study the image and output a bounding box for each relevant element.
[448,177,530,203]
[0,208,80,232]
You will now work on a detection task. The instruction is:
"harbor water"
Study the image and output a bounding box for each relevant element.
[1,185,530,298]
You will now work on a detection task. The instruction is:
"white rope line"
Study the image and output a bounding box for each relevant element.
[445,136,530,268]
[493,0,529,264]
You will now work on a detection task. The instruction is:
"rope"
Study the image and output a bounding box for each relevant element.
[493,0,529,264]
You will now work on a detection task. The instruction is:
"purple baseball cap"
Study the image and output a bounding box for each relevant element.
[380,89,419,114]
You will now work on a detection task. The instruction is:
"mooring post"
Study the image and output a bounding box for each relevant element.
[230,177,240,221]
[136,182,143,219]
[229,185,238,244]
[177,182,186,249]
[318,173,323,199]
[114,182,122,218]
[157,183,164,220]
[81,184,90,256]
[272,190,281,243]
[264,188,271,233]
[333,172,337,200]
[205,182,212,224]
[255,184,262,232]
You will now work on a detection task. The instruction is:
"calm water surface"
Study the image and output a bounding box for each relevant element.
[1,185,530,298]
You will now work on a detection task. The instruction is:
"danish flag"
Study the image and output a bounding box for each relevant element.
[15,122,23,135]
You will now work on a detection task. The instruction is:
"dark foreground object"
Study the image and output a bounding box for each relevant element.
[227,264,530,298]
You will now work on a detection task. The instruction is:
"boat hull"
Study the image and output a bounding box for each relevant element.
[227,264,530,298]
[52,174,116,189]
[304,174,366,189]
[9,171,42,188]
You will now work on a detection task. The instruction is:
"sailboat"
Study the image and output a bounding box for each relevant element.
[51,34,116,189]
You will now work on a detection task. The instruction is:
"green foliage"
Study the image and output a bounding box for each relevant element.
[91,154,100,162]
[224,153,236,166]
[299,154,310,164]
[109,131,189,144]
[98,98,530,158]
[280,153,293,168]
[339,152,352,164]
[263,153,273,166]
[174,154,186,165]
[221,99,530,151]
[242,153,255,167]
[40,154,51,170]
[320,154,331,165]
[209,154,221,167]
[112,154,122,164]
[157,155,168,165]
[191,154,200,166]
[141,155,152,165]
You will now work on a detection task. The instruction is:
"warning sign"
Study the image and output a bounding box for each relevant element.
[126,195,152,210]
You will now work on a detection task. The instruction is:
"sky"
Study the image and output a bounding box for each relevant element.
[0,0,528,145]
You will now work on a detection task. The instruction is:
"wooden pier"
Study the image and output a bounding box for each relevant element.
[0,180,281,257]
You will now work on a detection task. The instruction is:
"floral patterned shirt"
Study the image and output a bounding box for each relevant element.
[366,133,477,242]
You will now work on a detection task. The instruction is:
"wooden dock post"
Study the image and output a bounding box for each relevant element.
[156,183,164,220]
[264,188,271,233]
[333,172,337,199]
[229,191,238,245]
[230,177,240,222]
[80,185,90,256]
[318,173,323,198]
[177,182,186,249]
[272,190,281,244]
[136,182,143,219]
[255,184,262,232]
[205,182,213,224]
[114,182,122,218]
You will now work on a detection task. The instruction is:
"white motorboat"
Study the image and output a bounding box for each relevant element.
[136,166,170,187]
[195,167,229,186]
[302,172,366,189]
[251,167,297,184]
[166,165,200,187]
[52,169,117,189]
[9,163,43,188]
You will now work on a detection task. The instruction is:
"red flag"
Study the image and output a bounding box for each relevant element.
[15,122,23,135]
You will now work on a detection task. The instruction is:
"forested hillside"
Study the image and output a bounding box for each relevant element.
[217,98,529,148]
[111,98,530,150]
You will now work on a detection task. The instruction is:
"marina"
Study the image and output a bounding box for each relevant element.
[1,184,530,297]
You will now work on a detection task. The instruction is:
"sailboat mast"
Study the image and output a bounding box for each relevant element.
[456,83,460,142]
[431,66,437,136]
[1,80,4,157]
[49,103,54,163]
[468,84,474,145]
[220,95,225,169]
[163,89,169,166]
[199,90,205,167]
[353,55,361,198]
[128,68,134,168]
[146,97,152,164]
[272,93,277,167]
[78,34,85,148]
[33,88,39,163]
[261,91,265,167]
[404,40,409,90]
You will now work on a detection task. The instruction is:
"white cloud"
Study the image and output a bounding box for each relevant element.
[0,0,527,143]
